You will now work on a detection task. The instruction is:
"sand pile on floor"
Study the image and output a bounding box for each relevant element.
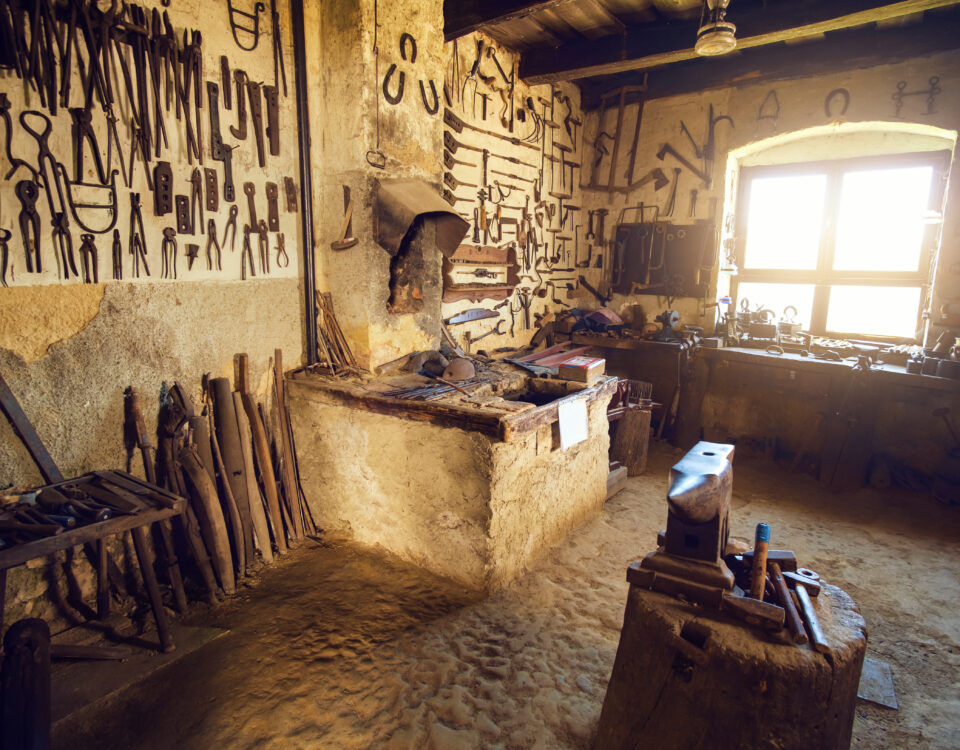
[56,444,960,749]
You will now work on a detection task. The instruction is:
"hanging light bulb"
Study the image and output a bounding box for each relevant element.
[695,0,737,56]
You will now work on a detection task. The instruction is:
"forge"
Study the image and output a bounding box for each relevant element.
[287,369,617,591]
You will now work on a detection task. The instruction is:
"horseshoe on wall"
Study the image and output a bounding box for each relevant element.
[420,80,438,115]
[824,88,850,119]
[382,63,404,105]
[399,32,417,63]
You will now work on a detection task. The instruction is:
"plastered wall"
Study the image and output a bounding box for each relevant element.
[579,49,960,336]
[0,0,306,628]
[305,4,588,369]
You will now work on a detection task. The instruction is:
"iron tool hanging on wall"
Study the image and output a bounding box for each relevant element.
[227,0,265,51]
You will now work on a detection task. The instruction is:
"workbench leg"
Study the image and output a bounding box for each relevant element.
[131,525,175,653]
[96,539,109,620]
[157,519,189,615]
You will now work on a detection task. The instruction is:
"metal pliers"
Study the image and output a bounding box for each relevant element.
[70,108,108,184]
[161,227,177,279]
[205,218,221,270]
[257,219,269,274]
[15,180,41,273]
[275,232,289,268]
[129,192,150,277]
[241,224,256,280]
[79,234,99,283]
[223,204,238,252]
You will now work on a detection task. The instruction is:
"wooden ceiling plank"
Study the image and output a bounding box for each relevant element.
[519,0,960,84]
[578,9,960,106]
[445,0,574,41]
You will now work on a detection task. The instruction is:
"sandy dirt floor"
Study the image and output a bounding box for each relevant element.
[57,443,960,749]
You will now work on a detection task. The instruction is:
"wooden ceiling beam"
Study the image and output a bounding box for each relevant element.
[578,9,960,108]
[444,0,574,42]
[519,0,960,84]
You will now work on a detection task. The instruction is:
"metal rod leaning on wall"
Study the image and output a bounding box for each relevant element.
[289,0,318,365]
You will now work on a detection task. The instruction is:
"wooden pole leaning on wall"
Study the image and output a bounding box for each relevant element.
[274,349,305,540]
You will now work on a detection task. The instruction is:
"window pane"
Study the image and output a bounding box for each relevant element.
[744,174,827,270]
[826,286,922,338]
[833,166,932,272]
[736,282,816,331]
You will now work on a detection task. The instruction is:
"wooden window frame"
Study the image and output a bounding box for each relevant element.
[731,150,951,343]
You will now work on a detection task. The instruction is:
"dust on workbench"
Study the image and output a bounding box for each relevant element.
[55,443,960,750]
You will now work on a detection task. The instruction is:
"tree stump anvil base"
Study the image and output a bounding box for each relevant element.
[594,582,867,750]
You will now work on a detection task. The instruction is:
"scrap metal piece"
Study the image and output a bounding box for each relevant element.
[204,168,219,212]
[154,161,173,216]
[264,85,280,157]
[266,182,280,232]
[283,176,297,212]
[175,196,191,235]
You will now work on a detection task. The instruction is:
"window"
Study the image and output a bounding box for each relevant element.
[732,151,948,341]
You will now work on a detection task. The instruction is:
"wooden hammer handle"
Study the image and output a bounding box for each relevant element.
[770,562,808,645]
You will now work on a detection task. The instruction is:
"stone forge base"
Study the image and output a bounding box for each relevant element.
[594,584,867,750]
[286,375,616,592]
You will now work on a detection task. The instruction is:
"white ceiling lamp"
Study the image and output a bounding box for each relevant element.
[695,0,738,56]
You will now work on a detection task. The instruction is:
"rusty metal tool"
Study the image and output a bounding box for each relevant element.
[656,143,708,184]
[190,168,205,234]
[78,234,99,283]
[16,180,41,273]
[220,55,232,109]
[129,193,150,277]
[444,108,538,152]
[465,319,504,353]
[266,182,280,232]
[269,0,287,95]
[247,80,266,167]
[160,228,177,279]
[0,229,9,286]
[228,0,265,51]
[223,204,239,252]
[331,186,357,251]
[443,150,476,170]
[207,81,236,203]
[275,233,289,267]
[204,168,219,212]
[461,38,484,115]
[795,582,830,654]
[241,224,255,279]
[770,562,807,644]
[230,70,249,140]
[205,219,221,270]
[264,84,280,157]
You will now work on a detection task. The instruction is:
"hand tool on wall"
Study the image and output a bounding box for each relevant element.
[283,176,298,212]
[185,243,200,270]
[703,104,733,188]
[656,143,708,184]
[230,71,249,140]
[111,228,122,279]
[161,227,177,279]
[247,80,266,167]
[78,234,99,283]
[444,150,476,170]
[275,233,289,267]
[223,204,239,251]
[464,319,505,353]
[663,168,681,217]
[129,192,150,277]
[16,180,41,273]
[190,168,205,234]
[70,108,108,184]
[257,219,269,274]
[204,168,219,211]
[630,166,669,191]
[241,224,255,279]
[228,0,265,51]
[330,186,357,251]
[154,161,173,215]
[444,108,538,152]
[20,111,79,279]
[269,0,287,95]
[264,85,281,156]
[461,38,484,116]
[266,182,280,232]
[679,120,703,160]
[205,219,222,270]
[207,81,236,203]
[220,55,232,109]
[0,229,10,287]
[243,182,258,230]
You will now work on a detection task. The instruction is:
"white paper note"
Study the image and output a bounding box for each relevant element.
[558,397,588,450]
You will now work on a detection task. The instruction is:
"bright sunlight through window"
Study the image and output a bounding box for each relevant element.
[734,152,942,341]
